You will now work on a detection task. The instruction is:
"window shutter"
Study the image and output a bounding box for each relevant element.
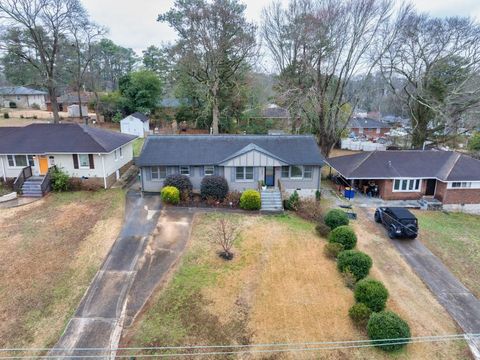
[200,166,204,176]
[73,154,79,169]
[89,154,95,169]
[253,167,258,181]
[230,167,235,182]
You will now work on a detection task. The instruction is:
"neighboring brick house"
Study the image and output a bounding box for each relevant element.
[326,150,480,213]
[348,118,391,139]
[0,124,136,189]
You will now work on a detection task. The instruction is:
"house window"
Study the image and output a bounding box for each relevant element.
[235,166,253,181]
[204,165,214,176]
[180,166,190,176]
[281,166,312,179]
[393,179,421,192]
[78,154,90,168]
[7,155,34,167]
[151,166,167,180]
[281,166,289,178]
[450,181,471,188]
[119,147,123,158]
[303,166,313,179]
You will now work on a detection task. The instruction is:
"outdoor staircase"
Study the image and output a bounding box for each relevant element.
[260,189,283,213]
[21,176,45,197]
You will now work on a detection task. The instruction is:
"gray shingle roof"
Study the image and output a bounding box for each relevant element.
[136,135,325,166]
[0,124,136,154]
[0,86,47,95]
[349,118,391,129]
[129,112,149,122]
[326,150,480,181]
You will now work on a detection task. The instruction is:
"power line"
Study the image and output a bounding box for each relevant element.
[0,333,477,359]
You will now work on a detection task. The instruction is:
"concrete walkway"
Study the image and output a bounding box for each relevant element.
[50,191,194,359]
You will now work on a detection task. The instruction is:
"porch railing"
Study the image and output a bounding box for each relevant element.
[13,166,32,192]
[40,165,56,195]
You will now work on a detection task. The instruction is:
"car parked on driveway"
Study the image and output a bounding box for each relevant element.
[374,207,418,239]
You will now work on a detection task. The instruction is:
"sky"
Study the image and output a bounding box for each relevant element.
[82,0,480,55]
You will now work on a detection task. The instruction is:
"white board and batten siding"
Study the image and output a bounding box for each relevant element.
[220,150,285,167]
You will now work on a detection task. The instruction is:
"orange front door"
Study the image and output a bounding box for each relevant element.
[39,156,49,175]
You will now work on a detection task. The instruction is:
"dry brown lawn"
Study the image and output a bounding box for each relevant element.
[0,190,124,348]
[124,212,471,359]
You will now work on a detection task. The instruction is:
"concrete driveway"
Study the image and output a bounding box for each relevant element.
[361,207,480,357]
[50,191,194,359]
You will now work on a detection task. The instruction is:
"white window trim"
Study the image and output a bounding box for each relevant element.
[151,166,167,181]
[180,166,190,176]
[448,181,480,189]
[78,154,91,169]
[7,154,33,168]
[281,165,313,180]
[235,166,254,182]
[204,165,214,176]
[392,178,422,192]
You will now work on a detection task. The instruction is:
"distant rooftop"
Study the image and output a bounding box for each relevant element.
[349,118,391,129]
[0,86,47,96]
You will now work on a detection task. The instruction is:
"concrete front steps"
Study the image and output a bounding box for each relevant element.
[261,189,283,213]
[21,176,45,197]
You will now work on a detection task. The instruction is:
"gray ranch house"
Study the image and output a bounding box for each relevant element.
[136,135,325,199]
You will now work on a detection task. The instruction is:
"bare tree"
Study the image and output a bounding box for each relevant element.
[67,18,106,120]
[262,0,406,155]
[380,13,480,147]
[159,0,257,134]
[211,217,239,260]
[0,0,87,123]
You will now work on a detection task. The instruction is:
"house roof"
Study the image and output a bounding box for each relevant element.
[0,124,136,154]
[129,112,149,122]
[326,150,480,181]
[261,105,290,118]
[57,92,94,104]
[159,98,183,108]
[136,135,325,167]
[0,86,47,96]
[349,118,391,129]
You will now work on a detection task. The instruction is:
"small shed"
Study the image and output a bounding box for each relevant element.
[120,112,149,138]
[67,104,88,118]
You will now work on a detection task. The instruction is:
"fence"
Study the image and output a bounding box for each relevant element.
[341,139,387,151]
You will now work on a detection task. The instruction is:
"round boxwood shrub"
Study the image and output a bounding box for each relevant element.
[349,303,372,327]
[328,225,357,250]
[161,186,180,205]
[315,223,331,237]
[200,175,229,201]
[354,278,389,312]
[324,209,349,229]
[163,174,192,195]
[367,311,411,352]
[240,190,261,210]
[323,242,344,259]
[337,250,372,281]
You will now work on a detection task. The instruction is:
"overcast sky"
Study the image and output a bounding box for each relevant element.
[82,0,480,55]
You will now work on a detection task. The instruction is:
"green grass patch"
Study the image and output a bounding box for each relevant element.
[133,138,145,157]
[269,213,315,232]
[415,211,480,297]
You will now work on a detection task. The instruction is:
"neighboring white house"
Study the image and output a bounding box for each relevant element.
[120,112,150,138]
[0,124,137,188]
[0,86,47,110]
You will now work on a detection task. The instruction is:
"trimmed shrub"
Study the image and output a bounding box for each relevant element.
[323,242,344,259]
[354,279,389,312]
[343,269,357,289]
[161,186,180,205]
[324,209,349,229]
[328,225,357,250]
[163,174,192,195]
[200,175,229,201]
[51,167,70,192]
[240,190,261,210]
[349,303,372,327]
[315,223,331,237]
[3,112,9,119]
[285,190,300,210]
[337,250,372,281]
[367,311,411,352]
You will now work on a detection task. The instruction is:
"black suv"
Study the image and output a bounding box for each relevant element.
[374,207,418,239]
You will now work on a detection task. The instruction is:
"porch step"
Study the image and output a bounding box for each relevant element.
[261,190,283,213]
[21,176,46,197]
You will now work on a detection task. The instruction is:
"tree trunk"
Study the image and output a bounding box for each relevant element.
[47,81,60,124]
[94,91,102,122]
[77,88,84,120]
[212,94,219,134]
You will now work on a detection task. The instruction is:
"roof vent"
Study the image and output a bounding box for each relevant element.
[387,161,392,167]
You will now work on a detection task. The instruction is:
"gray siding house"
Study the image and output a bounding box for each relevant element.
[136,135,325,197]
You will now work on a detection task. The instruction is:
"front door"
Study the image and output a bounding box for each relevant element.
[425,179,436,196]
[39,156,49,175]
[265,166,275,187]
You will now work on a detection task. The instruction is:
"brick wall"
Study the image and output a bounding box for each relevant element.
[444,188,480,204]
[378,179,427,200]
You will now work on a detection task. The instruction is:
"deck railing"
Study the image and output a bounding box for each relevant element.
[13,166,32,192]
[40,166,56,194]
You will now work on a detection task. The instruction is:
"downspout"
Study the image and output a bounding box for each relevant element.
[101,154,107,189]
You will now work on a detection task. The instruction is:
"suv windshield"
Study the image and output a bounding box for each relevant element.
[400,219,417,226]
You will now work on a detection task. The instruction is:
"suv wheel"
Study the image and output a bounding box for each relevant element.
[388,226,397,239]
[374,211,382,223]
